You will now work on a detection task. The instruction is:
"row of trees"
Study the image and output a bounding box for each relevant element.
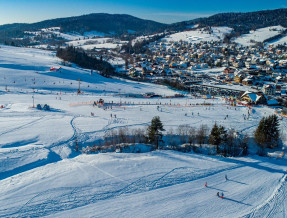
[209,123,248,156]
[56,46,114,75]
[82,115,281,156]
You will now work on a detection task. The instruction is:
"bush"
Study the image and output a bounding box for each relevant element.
[43,104,50,111]
[36,104,42,110]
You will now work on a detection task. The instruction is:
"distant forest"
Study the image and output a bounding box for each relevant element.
[176,8,287,34]
[56,46,114,75]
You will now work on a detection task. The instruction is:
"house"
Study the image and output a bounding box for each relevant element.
[267,99,279,106]
[224,67,235,74]
[241,91,267,105]
[262,84,276,95]
[128,67,140,77]
[242,78,253,86]
[242,75,256,86]
[234,75,244,83]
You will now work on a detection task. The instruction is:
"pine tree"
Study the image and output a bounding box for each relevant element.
[209,123,221,146]
[266,115,280,148]
[254,117,267,148]
[254,115,280,149]
[209,123,227,154]
[147,116,164,148]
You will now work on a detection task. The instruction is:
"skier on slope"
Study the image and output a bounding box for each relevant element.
[216,192,220,197]
[221,192,224,199]
[205,182,207,187]
[225,174,228,181]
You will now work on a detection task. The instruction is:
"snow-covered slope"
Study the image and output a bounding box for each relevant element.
[162,27,232,43]
[66,38,128,50]
[268,35,287,46]
[0,45,287,217]
[0,45,174,95]
[234,26,286,46]
[1,151,287,217]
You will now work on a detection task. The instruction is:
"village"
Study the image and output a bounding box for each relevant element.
[113,35,287,115]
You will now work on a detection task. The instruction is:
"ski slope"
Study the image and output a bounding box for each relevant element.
[66,38,128,50]
[1,151,287,217]
[162,27,232,43]
[0,45,287,217]
[234,26,286,47]
[0,45,175,95]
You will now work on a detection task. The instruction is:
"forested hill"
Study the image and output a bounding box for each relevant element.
[0,13,167,42]
[1,9,287,43]
[172,8,287,34]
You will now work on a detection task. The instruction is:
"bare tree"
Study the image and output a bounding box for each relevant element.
[188,126,196,146]
[166,127,176,147]
[197,124,209,147]
[118,127,129,143]
[177,124,190,144]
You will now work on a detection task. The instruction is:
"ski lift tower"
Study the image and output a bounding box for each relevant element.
[77,78,81,94]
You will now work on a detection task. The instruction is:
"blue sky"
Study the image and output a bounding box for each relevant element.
[0,0,286,25]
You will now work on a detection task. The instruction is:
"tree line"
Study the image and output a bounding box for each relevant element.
[81,114,282,157]
[56,46,114,75]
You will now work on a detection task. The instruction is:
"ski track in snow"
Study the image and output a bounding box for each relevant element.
[242,175,287,218]
[3,164,243,217]
[0,116,45,138]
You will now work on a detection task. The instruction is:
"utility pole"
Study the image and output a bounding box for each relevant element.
[77,78,81,94]
[119,88,121,105]
[32,94,35,108]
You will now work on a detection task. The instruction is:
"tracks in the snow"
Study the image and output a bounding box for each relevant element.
[3,163,243,218]
[0,116,46,138]
[242,175,287,218]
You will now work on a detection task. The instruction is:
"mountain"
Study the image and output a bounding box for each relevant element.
[0,13,167,42]
[173,8,287,34]
[1,9,287,44]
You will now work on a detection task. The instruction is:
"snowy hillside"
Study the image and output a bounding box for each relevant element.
[27,27,108,41]
[268,35,287,46]
[162,27,232,43]
[66,37,128,50]
[0,45,174,95]
[1,151,287,217]
[0,45,287,217]
[234,26,286,46]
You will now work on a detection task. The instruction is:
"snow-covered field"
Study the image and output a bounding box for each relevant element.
[66,38,128,50]
[162,27,232,43]
[0,45,287,217]
[234,26,286,46]
[268,35,287,46]
[39,27,107,40]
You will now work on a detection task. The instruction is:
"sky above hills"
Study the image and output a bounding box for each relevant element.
[0,0,287,25]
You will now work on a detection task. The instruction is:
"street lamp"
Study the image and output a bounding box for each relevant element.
[32,95,35,108]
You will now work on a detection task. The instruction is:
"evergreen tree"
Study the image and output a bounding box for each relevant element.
[209,123,221,146]
[147,116,164,148]
[254,115,280,149]
[266,115,280,147]
[209,123,227,154]
[254,117,266,148]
